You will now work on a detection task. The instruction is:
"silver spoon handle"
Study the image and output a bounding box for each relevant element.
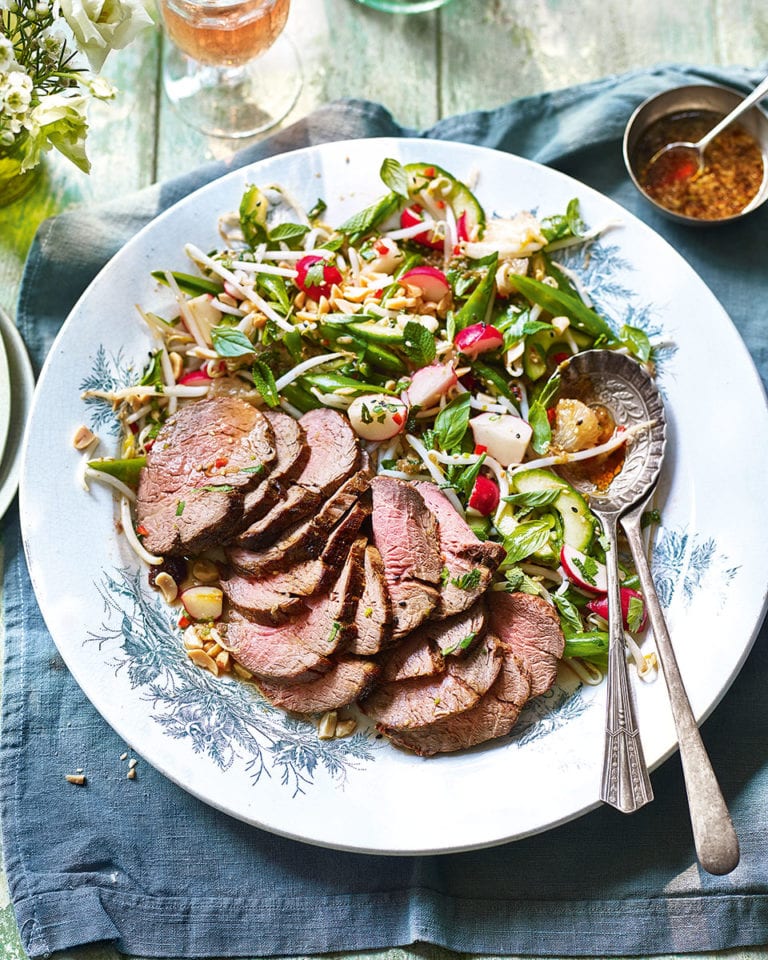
[621,505,740,875]
[600,513,654,813]
[698,74,768,150]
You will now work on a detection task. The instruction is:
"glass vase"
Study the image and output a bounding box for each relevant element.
[0,136,41,207]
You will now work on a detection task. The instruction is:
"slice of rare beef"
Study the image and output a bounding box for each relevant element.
[488,591,564,697]
[361,632,502,732]
[225,607,335,683]
[379,602,487,683]
[385,637,532,755]
[255,658,380,714]
[371,476,444,637]
[137,396,276,556]
[414,481,505,618]
[349,544,394,656]
[237,410,309,528]
[220,571,306,623]
[228,500,370,582]
[231,468,371,575]
[235,408,362,548]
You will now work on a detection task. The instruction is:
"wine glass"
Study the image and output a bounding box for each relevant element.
[160,0,302,139]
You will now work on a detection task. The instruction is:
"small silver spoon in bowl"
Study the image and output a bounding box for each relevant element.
[645,73,768,185]
[557,350,739,873]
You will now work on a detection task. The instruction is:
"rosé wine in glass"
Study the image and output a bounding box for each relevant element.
[160,0,301,138]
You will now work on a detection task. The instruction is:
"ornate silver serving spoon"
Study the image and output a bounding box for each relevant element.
[557,350,739,873]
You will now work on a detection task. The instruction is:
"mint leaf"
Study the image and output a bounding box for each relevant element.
[503,489,561,508]
[239,184,269,247]
[620,324,652,362]
[251,360,279,407]
[402,321,436,367]
[553,593,584,637]
[541,198,585,244]
[572,553,599,586]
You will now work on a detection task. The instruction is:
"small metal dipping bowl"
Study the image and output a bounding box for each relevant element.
[623,83,768,225]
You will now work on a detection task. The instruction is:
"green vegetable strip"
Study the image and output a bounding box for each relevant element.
[453,253,498,331]
[150,270,223,297]
[511,274,616,341]
[88,457,147,488]
[281,381,324,412]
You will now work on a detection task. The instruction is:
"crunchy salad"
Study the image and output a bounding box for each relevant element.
[81,158,659,685]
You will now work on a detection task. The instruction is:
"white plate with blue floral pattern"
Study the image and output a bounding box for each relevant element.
[19,139,768,854]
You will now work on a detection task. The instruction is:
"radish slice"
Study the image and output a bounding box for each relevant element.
[401,266,450,302]
[347,394,409,441]
[560,544,608,594]
[468,474,500,516]
[400,205,443,250]
[181,585,224,621]
[454,322,504,359]
[178,369,212,385]
[295,254,343,301]
[406,362,458,408]
[587,588,647,632]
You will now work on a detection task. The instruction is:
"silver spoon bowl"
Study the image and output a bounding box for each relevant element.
[556,349,739,873]
[645,73,768,182]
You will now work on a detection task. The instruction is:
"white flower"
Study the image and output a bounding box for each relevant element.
[2,71,34,116]
[22,92,90,172]
[0,36,17,72]
[58,0,153,72]
[82,73,116,99]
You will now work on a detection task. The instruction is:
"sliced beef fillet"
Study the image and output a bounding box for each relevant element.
[235,407,362,548]
[255,658,380,714]
[227,500,371,593]
[380,602,487,683]
[228,468,371,576]
[349,545,394,656]
[488,591,565,697]
[361,633,502,732]
[414,481,506,618]
[136,397,276,556]
[225,607,335,682]
[385,637,532,756]
[220,570,306,623]
[237,410,309,528]
[370,477,444,637]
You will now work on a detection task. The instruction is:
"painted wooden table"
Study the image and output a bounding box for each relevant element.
[1,1,767,958]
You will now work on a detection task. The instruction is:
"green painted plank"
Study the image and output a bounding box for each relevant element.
[439,0,723,114]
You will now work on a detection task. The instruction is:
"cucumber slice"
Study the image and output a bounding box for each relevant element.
[404,162,485,238]
[511,468,595,552]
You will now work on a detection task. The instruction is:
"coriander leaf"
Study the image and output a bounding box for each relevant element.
[627,595,646,633]
[433,392,471,452]
[450,568,483,591]
[211,325,254,358]
[620,323,652,362]
[402,321,436,367]
[501,519,552,564]
[251,360,280,407]
[571,553,599,587]
[239,184,269,248]
[380,157,410,199]
[504,565,549,598]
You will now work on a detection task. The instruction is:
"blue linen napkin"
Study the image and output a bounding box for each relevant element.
[3,62,768,959]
